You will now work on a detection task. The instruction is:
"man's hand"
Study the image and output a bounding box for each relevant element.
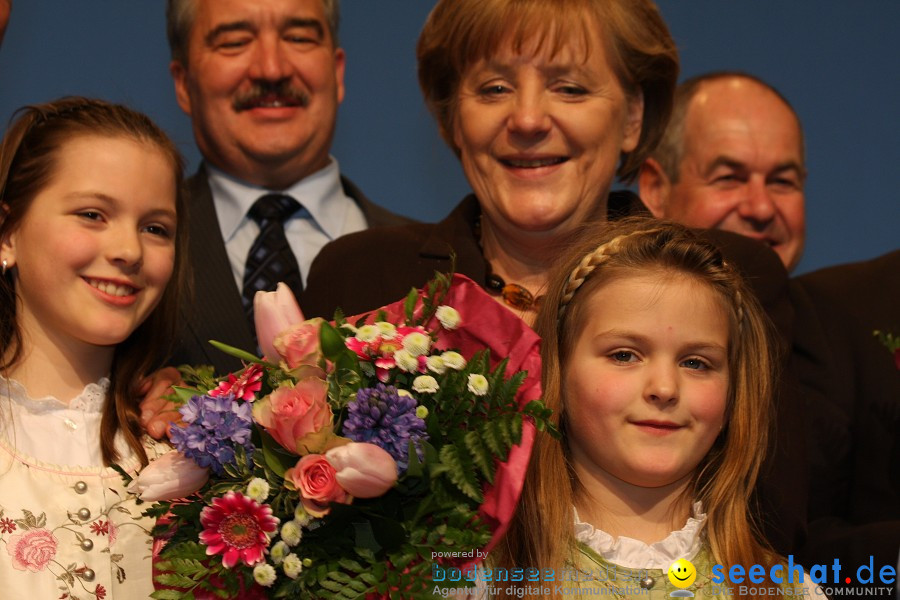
[139,366,184,439]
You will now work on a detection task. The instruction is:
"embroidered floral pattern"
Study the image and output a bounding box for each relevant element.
[0,380,164,597]
[0,517,15,533]
[89,520,109,537]
[0,500,149,597]
[6,527,58,571]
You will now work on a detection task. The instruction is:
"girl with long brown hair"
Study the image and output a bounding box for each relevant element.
[491,219,817,599]
[0,97,187,598]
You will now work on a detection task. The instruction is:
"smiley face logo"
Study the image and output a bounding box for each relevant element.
[668,558,697,589]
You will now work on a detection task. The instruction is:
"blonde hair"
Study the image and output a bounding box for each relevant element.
[494,218,778,599]
[416,0,678,183]
[0,97,188,467]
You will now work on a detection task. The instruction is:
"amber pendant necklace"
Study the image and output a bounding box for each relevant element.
[476,215,544,311]
[484,270,543,311]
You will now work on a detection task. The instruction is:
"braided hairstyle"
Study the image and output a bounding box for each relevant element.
[493,217,777,600]
[0,97,188,467]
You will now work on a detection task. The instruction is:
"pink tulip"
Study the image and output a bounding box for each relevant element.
[254,282,304,362]
[325,443,398,498]
[128,450,209,501]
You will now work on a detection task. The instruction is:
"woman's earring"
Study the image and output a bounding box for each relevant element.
[1,259,7,275]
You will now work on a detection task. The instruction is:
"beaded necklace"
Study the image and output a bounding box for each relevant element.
[475,216,544,311]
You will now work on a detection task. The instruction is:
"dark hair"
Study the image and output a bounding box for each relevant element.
[0,96,188,467]
[417,0,679,183]
[652,71,806,182]
[166,0,342,65]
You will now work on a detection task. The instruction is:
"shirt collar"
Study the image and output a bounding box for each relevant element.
[206,157,350,242]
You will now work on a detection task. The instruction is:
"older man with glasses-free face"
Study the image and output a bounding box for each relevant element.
[639,73,806,272]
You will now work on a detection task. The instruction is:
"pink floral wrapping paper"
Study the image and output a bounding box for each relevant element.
[344,274,542,559]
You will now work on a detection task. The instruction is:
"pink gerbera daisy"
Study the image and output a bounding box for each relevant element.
[209,364,264,401]
[198,491,279,568]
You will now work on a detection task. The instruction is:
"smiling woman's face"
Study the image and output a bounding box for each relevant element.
[453,21,643,240]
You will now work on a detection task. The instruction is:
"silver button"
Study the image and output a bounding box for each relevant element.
[81,539,94,551]
[77,508,91,520]
[640,576,655,589]
[74,481,88,494]
[82,568,95,581]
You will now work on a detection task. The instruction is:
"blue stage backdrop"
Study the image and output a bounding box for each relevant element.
[0,1,897,274]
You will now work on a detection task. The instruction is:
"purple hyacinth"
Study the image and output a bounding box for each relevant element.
[170,394,255,475]
[343,384,428,471]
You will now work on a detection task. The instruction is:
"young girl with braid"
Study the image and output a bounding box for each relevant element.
[0,97,187,598]
[491,219,819,599]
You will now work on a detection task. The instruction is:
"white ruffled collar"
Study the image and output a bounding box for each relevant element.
[574,502,706,570]
[1,376,109,413]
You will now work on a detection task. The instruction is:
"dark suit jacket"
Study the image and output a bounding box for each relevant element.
[303,193,807,556]
[170,166,412,374]
[794,251,900,576]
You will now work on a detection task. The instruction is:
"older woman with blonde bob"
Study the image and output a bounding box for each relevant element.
[304,0,805,562]
[302,0,679,324]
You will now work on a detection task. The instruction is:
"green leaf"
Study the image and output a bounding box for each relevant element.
[166,558,209,576]
[109,462,133,485]
[320,321,347,361]
[330,572,353,584]
[319,579,344,592]
[151,590,190,599]
[480,420,504,456]
[171,386,198,404]
[405,440,425,478]
[155,573,199,588]
[208,340,270,365]
[464,431,494,484]
[438,444,482,503]
[403,287,419,322]
[261,430,296,477]
[337,559,364,572]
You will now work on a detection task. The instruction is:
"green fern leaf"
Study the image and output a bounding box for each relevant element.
[464,430,494,483]
[438,444,482,502]
[155,573,199,589]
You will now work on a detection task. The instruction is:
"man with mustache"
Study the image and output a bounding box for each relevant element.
[165,0,409,372]
[638,72,807,272]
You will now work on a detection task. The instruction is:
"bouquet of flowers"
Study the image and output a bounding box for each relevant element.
[129,273,554,599]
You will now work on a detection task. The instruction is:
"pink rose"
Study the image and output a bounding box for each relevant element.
[325,443,397,498]
[127,450,210,501]
[284,454,349,517]
[254,282,305,362]
[274,318,326,375]
[7,528,58,572]
[252,378,333,455]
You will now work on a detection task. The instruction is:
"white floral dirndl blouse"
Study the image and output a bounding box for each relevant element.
[0,377,163,599]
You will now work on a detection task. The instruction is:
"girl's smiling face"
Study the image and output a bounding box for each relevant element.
[564,271,729,492]
[4,134,177,352]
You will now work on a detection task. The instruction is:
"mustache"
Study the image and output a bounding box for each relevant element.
[233,82,310,112]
